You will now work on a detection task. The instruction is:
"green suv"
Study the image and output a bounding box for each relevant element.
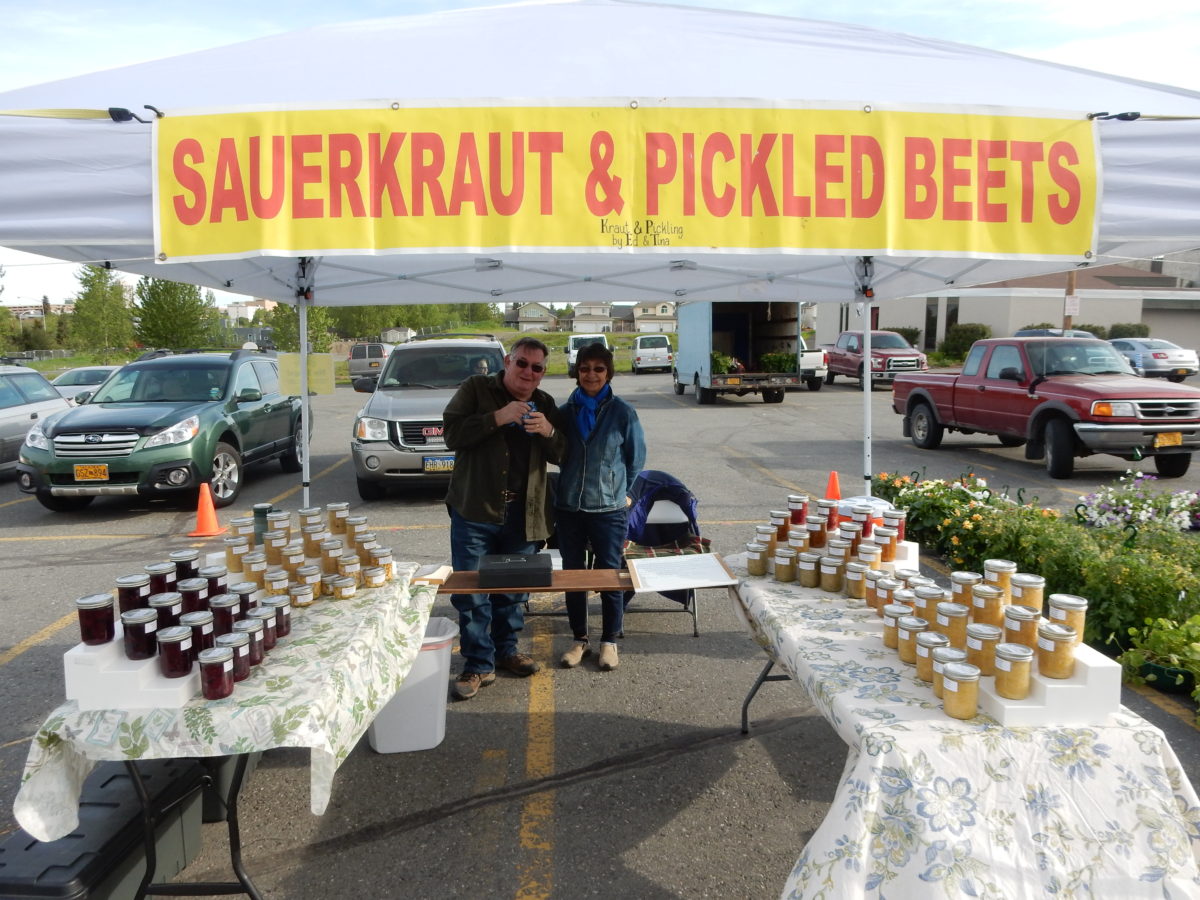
[17,349,305,512]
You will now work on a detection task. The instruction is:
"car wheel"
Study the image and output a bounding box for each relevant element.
[280,419,304,473]
[762,388,785,403]
[909,402,944,450]
[672,374,684,395]
[824,370,836,385]
[356,476,388,501]
[695,378,715,405]
[1044,418,1075,479]
[1154,453,1192,478]
[1168,373,1186,383]
[210,442,243,507]
[805,377,823,392]
[997,434,1026,448]
[35,492,95,512]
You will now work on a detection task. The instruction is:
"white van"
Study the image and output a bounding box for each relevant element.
[631,334,674,374]
[566,333,609,377]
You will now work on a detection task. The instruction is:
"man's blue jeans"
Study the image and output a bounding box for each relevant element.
[449,503,536,674]
[555,507,628,643]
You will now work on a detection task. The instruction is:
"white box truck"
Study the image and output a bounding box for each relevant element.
[672,301,826,403]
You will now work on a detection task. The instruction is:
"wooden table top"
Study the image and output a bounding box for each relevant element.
[436,568,632,594]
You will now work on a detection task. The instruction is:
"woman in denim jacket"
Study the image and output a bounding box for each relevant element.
[555,342,646,671]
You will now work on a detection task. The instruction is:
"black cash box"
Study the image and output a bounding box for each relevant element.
[478,553,553,588]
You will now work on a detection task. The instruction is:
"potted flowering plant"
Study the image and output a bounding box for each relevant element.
[1116,615,1200,694]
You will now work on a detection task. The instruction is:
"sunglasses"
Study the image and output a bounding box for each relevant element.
[576,366,608,374]
[512,358,546,373]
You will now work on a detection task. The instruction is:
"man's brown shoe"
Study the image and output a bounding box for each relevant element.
[560,640,590,668]
[497,652,542,677]
[452,670,496,700]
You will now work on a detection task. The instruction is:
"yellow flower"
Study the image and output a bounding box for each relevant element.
[963,521,974,530]
[951,536,960,545]
[972,514,982,522]
[942,518,952,527]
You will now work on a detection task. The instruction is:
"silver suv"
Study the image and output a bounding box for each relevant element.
[350,336,505,500]
[1,365,70,474]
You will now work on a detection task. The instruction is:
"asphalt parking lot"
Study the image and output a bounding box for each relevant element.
[2,373,1197,898]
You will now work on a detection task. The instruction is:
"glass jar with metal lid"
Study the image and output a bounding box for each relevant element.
[892,588,917,612]
[179,610,215,658]
[319,540,343,575]
[1010,573,1045,608]
[76,593,115,646]
[354,533,380,564]
[931,646,968,698]
[337,554,363,587]
[215,631,251,682]
[265,509,291,539]
[786,529,809,553]
[241,552,268,589]
[281,546,307,579]
[1047,594,1088,646]
[1002,604,1042,649]
[295,564,322,591]
[994,642,1035,699]
[247,607,278,652]
[769,509,789,541]
[198,646,235,700]
[230,581,257,618]
[949,570,983,604]
[983,558,1018,600]
[857,541,882,569]
[176,577,209,615]
[804,517,827,550]
[850,503,876,538]
[874,577,903,616]
[223,536,249,574]
[787,493,808,525]
[199,565,227,598]
[773,547,798,583]
[363,566,388,589]
[114,573,152,614]
[893,568,920,588]
[229,515,256,548]
[169,548,200,581]
[744,542,768,576]
[208,594,240,637]
[231,618,265,666]
[915,631,950,682]
[837,522,863,555]
[327,501,351,534]
[797,550,822,588]
[368,547,395,581]
[815,498,840,529]
[844,561,869,600]
[873,526,898,562]
[144,561,177,595]
[942,662,981,719]
[288,583,316,608]
[754,524,778,558]
[260,529,287,566]
[297,506,324,529]
[149,591,184,630]
[819,556,845,594]
[319,573,340,599]
[912,585,944,619]
[881,603,915,650]
[825,537,853,561]
[969,583,1006,628]
[897,615,929,664]
[156,625,194,678]
[262,569,289,597]
[1037,623,1077,679]
[262,596,292,638]
[344,514,369,543]
[121,607,159,660]
[965,623,1002,675]
[934,601,970,648]
[331,576,357,600]
[301,525,328,558]
[881,508,907,542]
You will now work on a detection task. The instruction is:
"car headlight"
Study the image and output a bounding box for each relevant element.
[871,358,884,369]
[25,422,49,451]
[144,415,200,448]
[355,416,390,441]
[1092,401,1138,418]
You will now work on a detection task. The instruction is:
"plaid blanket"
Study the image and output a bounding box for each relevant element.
[622,534,711,559]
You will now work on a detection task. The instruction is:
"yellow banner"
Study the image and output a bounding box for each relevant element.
[154,105,1097,260]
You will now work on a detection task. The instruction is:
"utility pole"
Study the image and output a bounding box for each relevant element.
[1062,269,1078,331]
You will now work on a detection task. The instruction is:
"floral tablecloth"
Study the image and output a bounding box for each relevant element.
[14,564,434,842]
[728,555,1200,899]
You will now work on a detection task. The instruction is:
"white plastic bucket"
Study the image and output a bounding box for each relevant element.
[367,616,459,753]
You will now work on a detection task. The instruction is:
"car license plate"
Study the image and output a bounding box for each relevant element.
[423,456,455,473]
[1154,432,1183,448]
[725,376,741,386]
[74,464,109,481]
[1174,368,1189,376]
[370,360,380,368]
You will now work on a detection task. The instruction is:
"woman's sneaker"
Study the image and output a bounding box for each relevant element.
[598,642,619,671]
[560,640,590,668]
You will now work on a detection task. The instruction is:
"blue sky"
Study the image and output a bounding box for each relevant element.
[2,0,1198,305]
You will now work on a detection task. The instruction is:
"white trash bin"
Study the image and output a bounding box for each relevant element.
[368,617,459,753]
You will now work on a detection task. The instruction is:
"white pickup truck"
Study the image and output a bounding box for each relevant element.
[672,301,827,404]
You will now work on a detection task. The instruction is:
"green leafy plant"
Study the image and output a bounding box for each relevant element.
[710,351,733,374]
[759,351,795,373]
[1116,616,1200,687]
[1075,322,1109,339]
[937,323,991,358]
[885,326,921,348]
[1109,322,1151,339]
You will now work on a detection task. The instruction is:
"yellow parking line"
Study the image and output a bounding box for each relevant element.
[515,615,555,899]
[0,612,74,667]
[1129,682,1200,732]
[268,457,348,505]
[0,495,32,509]
[0,533,155,542]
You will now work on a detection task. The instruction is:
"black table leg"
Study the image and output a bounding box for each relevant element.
[741,657,792,734]
[129,754,264,898]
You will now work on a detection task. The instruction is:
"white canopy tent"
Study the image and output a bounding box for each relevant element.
[3,0,1200,504]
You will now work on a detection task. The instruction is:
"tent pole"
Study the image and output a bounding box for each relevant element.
[862,308,873,498]
[297,279,312,510]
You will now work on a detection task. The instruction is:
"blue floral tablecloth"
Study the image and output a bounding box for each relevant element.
[729,556,1200,899]
[14,564,433,842]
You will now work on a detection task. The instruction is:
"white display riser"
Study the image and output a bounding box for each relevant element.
[65,624,200,711]
[770,539,920,575]
[977,642,1121,727]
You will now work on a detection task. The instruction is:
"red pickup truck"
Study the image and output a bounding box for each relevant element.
[892,337,1200,478]
[822,330,927,386]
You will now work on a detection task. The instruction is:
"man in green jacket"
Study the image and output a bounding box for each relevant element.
[443,336,566,700]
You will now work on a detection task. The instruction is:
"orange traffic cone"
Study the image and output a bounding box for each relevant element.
[825,470,842,501]
[188,483,227,537]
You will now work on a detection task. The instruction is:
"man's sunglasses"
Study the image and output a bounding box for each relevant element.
[512,358,546,373]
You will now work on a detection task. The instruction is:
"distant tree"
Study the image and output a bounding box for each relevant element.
[265,303,334,352]
[134,277,222,348]
[329,306,397,339]
[0,306,13,351]
[251,308,271,326]
[54,311,71,346]
[71,266,134,362]
[18,321,54,351]
[0,262,6,301]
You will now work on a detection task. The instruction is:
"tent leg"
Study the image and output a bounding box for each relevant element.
[296,262,313,510]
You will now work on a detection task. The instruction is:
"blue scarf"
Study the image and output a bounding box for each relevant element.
[571,384,610,441]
